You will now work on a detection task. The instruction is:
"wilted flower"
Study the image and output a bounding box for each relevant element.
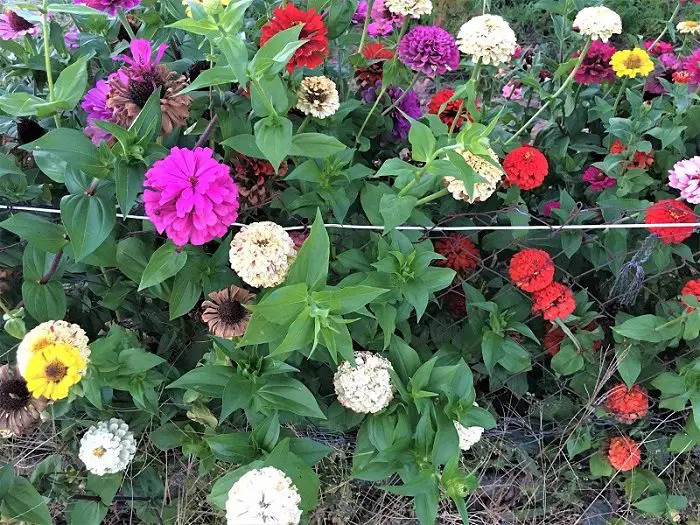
[443,147,503,203]
[201,285,255,338]
[295,76,340,119]
[457,15,517,66]
[573,40,617,84]
[0,10,39,40]
[583,166,616,191]
[79,418,137,476]
[607,436,641,471]
[398,25,459,77]
[226,467,302,525]
[509,248,555,293]
[610,48,654,78]
[143,147,240,246]
[0,364,47,438]
[229,222,297,288]
[434,234,480,275]
[17,320,90,377]
[334,351,394,413]
[572,6,622,42]
[384,0,432,18]
[230,154,287,208]
[669,156,700,204]
[676,20,700,35]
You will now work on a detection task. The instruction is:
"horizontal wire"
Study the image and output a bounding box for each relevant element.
[2,204,700,232]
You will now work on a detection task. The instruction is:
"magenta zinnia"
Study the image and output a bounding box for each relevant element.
[74,0,141,16]
[0,10,39,40]
[583,166,616,191]
[143,147,240,246]
[81,79,114,145]
[397,25,460,77]
[573,41,616,84]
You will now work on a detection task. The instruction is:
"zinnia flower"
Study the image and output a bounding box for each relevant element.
[397,25,460,77]
[143,147,240,246]
[677,21,700,35]
[501,81,523,100]
[334,351,394,413]
[384,0,432,18]
[79,419,137,476]
[544,322,602,356]
[107,40,192,135]
[74,0,141,16]
[455,421,484,451]
[605,383,649,423]
[456,14,517,66]
[610,48,654,78]
[607,436,641,471]
[434,234,480,275]
[24,343,86,400]
[295,76,340,119]
[201,285,255,338]
[573,40,617,84]
[531,282,576,321]
[355,42,394,90]
[362,0,404,37]
[81,79,114,145]
[0,10,39,40]
[503,145,548,190]
[0,364,47,438]
[260,3,329,73]
[387,86,422,141]
[681,278,700,311]
[643,40,674,57]
[543,200,560,217]
[583,166,616,191]
[428,88,470,129]
[352,0,368,24]
[226,467,302,525]
[229,222,297,288]
[668,156,700,204]
[443,147,503,203]
[680,49,700,88]
[230,154,287,208]
[644,199,696,244]
[572,6,622,42]
[17,320,90,377]
[509,248,555,293]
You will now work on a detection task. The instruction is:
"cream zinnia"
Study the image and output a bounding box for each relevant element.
[572,6,622,42]
[229,222,297,288]
[443,147,503,203]
[333,351,394,413]
[79,418,137,476]
[226,466,302,525]
[456,15,517,66]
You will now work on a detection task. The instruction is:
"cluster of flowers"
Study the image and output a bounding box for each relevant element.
[509,248,575,322]
[603,383,650,472]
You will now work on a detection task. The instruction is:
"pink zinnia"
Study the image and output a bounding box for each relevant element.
[680,49,700,89]
[81,79,114,145]
[583,166,616,191]
[573,41,616,85]
[543,200,560,217]
[144,147,240,246]
[669,156,700,204]
[0,10,39,40]
[74,0,141,16]
[502,81,523,100]
[116,39,168,79]
[643,40,674,57]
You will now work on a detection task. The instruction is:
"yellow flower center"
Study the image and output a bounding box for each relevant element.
[93,447,106,458]
[624,54,643,69]
[687,21,698,28]
[44,360,68,382]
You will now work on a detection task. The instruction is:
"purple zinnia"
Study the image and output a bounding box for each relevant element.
[143,147,240,246]
[0,10,39,40]
[573,41,616,85]
[387,86,421,141]
[397,25,460,77]
[74,0,141,16]
[352,0,368,24]
[81,79,115,145]
[668,156,700,204]
[64,29,80,51]
[543,200,560,217]
[582,166,615,191]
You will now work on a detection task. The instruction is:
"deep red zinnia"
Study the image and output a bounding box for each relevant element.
[355,43,393,90]
[435,234,480,275]
[607,436,641,471]
[531,282,576,321]
[644,199,696,244]
[605,383,649,423]
[681,278,700,311]
[259,4,329,73]
[427,88,476,130]
[443,287,467,318]
[503,146,549,190]
[509,248,555,293]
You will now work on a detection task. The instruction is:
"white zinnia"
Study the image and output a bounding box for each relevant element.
[384,0,432,18]
[226,466,302,525]
[676,21,700,36]
[79,418,136,476]
[572,6,622,42]
[17,320,90,376]
[456,15,517,66]
[296,76,340,119]
[442,147,503,204]
[229,222,297,288]
[455,421,484,451]
[334,351,394,414]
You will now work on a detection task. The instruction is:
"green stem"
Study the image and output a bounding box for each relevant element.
[117,9,136,40]
[357,0,376,55]
[354,85,386,146]
[0,298,11,317]
[611,77,628,116]
[449,59,482,136]
[504,37,592,146]
[398,177,419,197]
[40,0,58,127]
[653,315,686,332]
[650,1,681,49]
[297,115,310,134]
[416,188,449,206]
[381,72,421,116]
[251,79,278,117]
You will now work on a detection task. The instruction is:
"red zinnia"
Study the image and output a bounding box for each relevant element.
[503,146,549,190]
[681,278,700,311]
[362,42,394,60]
[543,322,602,356]
[531,282,576,321]
[630,150,654,170]
[355,42,393,90]
[605,383,649,423]
[610,139,626,154]
[673,70,691,84]
[607,436,641,471]
[259,4,329,73]
[644,199,696,244]
[443,287,467,318]
[428,89,473,130]
[435,234,480,275]
[509,248,555,293]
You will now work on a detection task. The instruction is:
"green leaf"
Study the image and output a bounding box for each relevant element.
[253,283,309,324]
[205,432,256,463]
[67,501,107,525]
[86,473,122,505]
[0,93,58,118]
[633,494,668,515]
[0,213,67,253]
[169,264,203,320]
[53,56,90,111]
[286,209,329,291]
[1,476,52,525]
[23,129,110,179]
[221,374,254,421]
[150,423,187,451]
[256,376,326,419]
[118,347,165,375]
[613,315,682,343]
[289,133,347,158]
[566,426,592,458]
[218,35,249,85]
[220,134,265,158]
[128,90,162,143]
[22,281,66,322]
[60,193,115,261]
[551,344,584,376]
[166,365,235,397]
[114,161,144,216]
[379,193,417,232]
[177,66,238,95]
[166,17,218,35]
[250,25,304,78]
[590,452,614,478]
[617,346,642,388]
[254,116,292,172]
[138,243,187,291]
[407,118,436,162]
[313,285,388,314]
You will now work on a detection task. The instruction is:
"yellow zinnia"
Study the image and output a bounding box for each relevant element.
[610,48,654,79]
[24,343,86,400]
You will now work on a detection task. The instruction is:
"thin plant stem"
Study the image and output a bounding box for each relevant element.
[40,0,58,127]
[449,59,482,136]
[504,37,592,146]
[357,0,376,55]
[611,77,628,116]
[381,72,421,116]
[297,115,311,134]
[0,298,11,316]
[651,1,681,49]
[416,188,449,206]
[118,9,137,40]
[354,85,386,146]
